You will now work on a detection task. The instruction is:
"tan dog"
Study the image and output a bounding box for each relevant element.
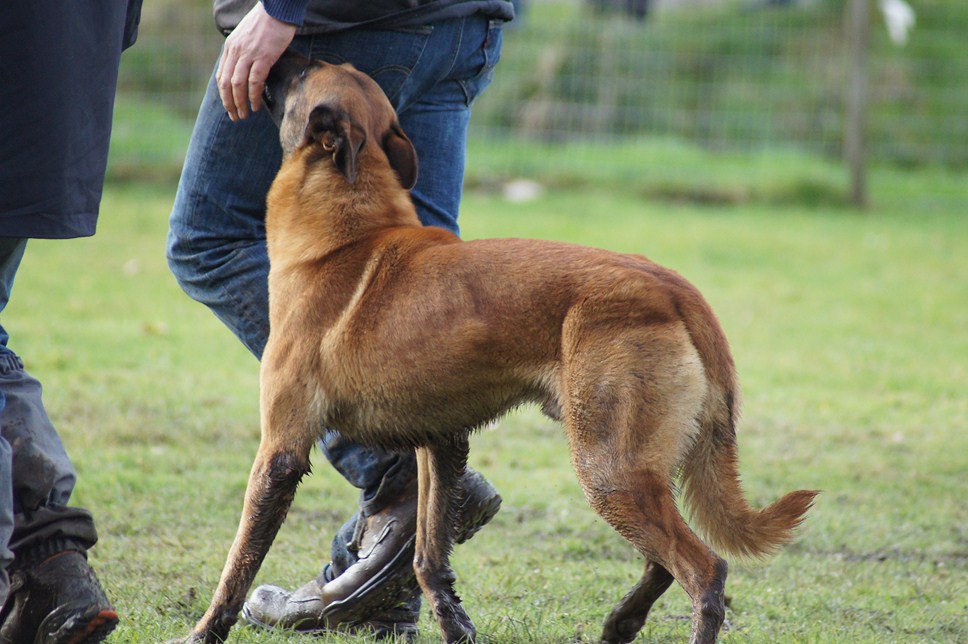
[177,51,817,644]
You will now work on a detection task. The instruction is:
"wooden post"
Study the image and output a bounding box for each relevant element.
[845,0,870,209]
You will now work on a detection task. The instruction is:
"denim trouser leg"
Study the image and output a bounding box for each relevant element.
[167,17,502,568]
[0,238,17,604]
[0,238,99,606]
[0,435,8,605]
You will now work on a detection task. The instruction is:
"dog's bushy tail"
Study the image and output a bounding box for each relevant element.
[680,389,818,559]
[655,267,816,558]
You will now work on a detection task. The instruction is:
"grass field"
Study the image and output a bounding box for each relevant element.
[4,156,966,642]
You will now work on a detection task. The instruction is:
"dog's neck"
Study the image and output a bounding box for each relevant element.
[265,147,422,269]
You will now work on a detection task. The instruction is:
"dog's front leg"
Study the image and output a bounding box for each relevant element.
[180,444,310,643]
[414,434,476,643]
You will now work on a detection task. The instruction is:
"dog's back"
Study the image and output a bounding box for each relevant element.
[267,198,816,559]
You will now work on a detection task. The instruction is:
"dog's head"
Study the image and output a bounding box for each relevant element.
[264,51,418,189]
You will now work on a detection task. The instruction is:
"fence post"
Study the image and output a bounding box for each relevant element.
[845,0,870,209]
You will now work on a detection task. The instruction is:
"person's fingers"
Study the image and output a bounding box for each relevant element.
[217,46,240,120]
[215,3,296,120]
[248,59,272,113]
[231,60,252,120]
[215,51,226,88]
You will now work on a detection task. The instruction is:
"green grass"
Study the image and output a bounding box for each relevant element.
[4,173,966,642]
[464,133,968,210]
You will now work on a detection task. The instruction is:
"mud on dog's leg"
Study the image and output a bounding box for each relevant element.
[188,437,311,641]
[415,435,476,643]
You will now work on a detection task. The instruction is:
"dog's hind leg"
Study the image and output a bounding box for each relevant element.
[414,434,476,644]
[563,329,727,643]
[576,456,727,644]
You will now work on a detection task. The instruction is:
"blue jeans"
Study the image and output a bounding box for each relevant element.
[0,238,99,604]
[167,17,502,560]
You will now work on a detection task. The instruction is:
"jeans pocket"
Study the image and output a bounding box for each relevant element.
[307,28,434,104]
[458,21,504,107]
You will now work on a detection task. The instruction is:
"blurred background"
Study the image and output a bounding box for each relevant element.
[111,0,966,210]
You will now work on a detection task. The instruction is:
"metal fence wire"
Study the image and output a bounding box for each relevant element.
[113,0,967,205]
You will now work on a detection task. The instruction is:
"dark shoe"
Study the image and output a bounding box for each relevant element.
[242,468,501,632]
[0,550,118,644]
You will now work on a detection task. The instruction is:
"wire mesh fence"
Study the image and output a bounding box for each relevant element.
[111,0,967,208]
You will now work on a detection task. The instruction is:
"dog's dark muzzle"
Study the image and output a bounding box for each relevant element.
[264,49,314,127]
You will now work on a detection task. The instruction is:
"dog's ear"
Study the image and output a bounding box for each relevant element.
[382,123,418,190]
[305,104,367,183]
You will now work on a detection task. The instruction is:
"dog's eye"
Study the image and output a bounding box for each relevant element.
[299,68,308,80]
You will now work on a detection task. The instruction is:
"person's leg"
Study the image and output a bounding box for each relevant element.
[308,12,505,526]
[0,238,116,642]
[0,436,9,607]
[167,47,415,538]
[166,64,278,359]
[316,10,505,557]
[393,18,503,236]
[0,238,22,606]
[167,48,428,633]
[0,240,98,554]
[167,20,499,526]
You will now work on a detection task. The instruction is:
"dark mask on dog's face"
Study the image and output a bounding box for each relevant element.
[264,50,311,129]
[265,51,418,189]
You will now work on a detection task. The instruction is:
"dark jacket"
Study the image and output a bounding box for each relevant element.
[0,0,142,239]
[214,0,514,35]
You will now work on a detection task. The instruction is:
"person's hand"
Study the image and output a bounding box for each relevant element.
[217,2,297,121]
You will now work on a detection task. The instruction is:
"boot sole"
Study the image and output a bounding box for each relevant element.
[41,608,118,644]
[456,489,503,544]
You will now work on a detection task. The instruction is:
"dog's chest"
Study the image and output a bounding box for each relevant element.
[313,351,533,450]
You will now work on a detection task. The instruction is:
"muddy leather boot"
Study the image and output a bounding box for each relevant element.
[244,576,420,640]
[242,468,501,635]
[0,550,117,644]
